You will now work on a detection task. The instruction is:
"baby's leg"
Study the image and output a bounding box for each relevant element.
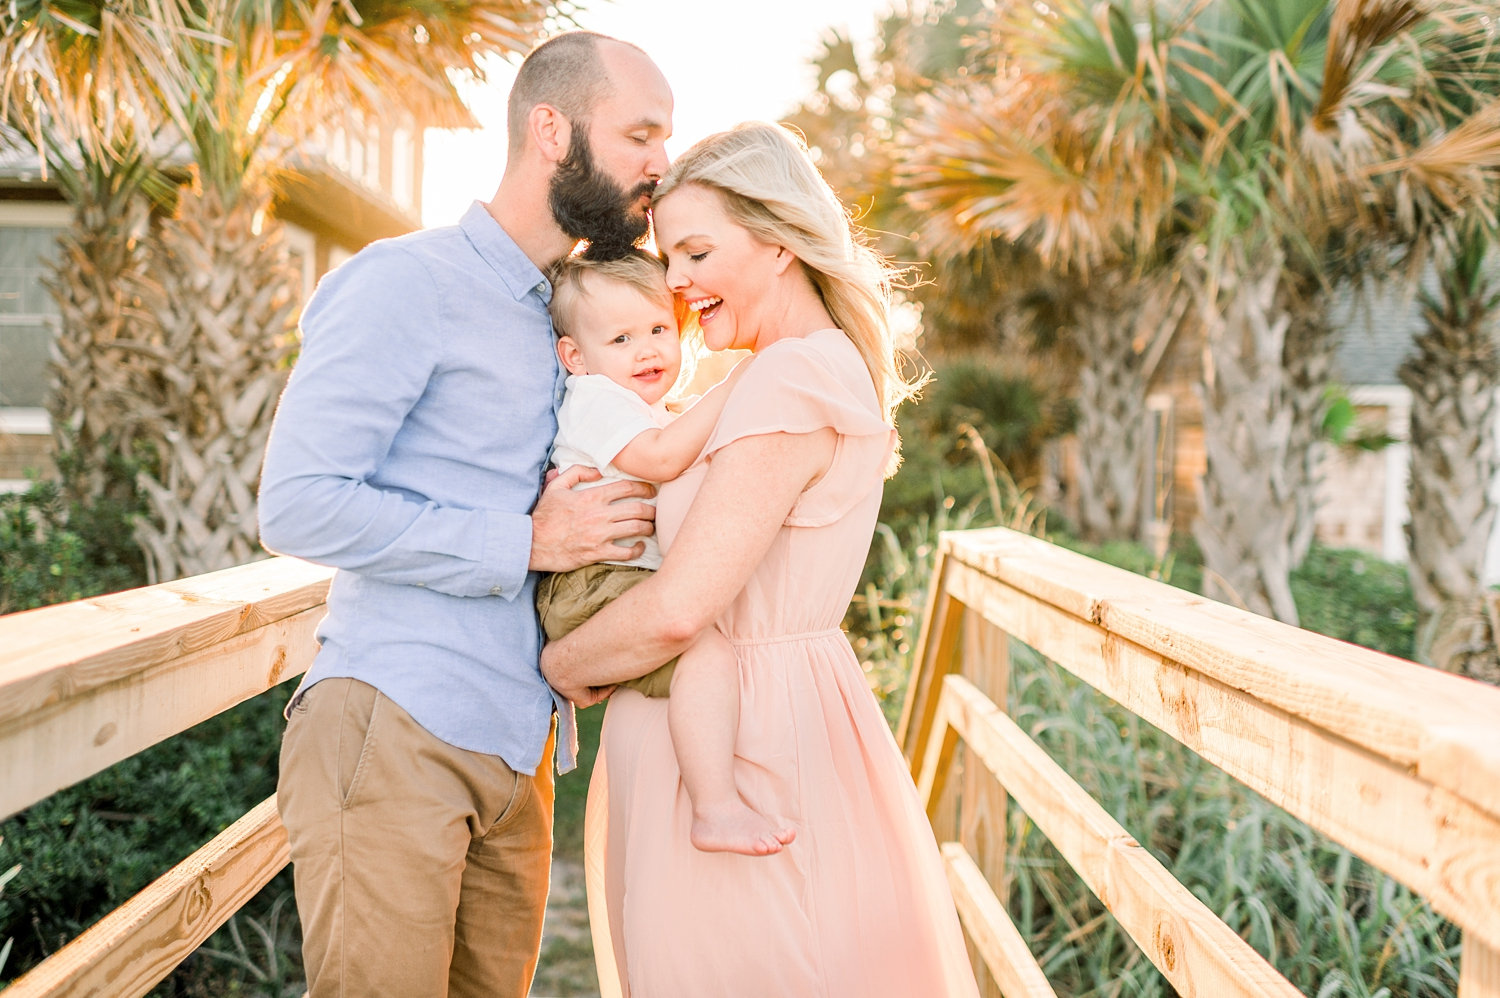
[669,629,796,856]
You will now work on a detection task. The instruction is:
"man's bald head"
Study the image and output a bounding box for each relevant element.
[507,31,646,155]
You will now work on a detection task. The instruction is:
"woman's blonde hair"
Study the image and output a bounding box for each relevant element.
[652,122,924,425]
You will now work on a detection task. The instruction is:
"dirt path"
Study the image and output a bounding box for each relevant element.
[530,857,599,998]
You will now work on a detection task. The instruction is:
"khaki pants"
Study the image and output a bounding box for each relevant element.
[536,562,677,697]
[277,677,554,998]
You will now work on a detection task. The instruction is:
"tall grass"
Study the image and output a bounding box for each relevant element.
[847,437,1458,997]
[1005,646,1459,997]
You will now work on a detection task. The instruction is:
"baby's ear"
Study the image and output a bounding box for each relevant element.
[556,336,588,376]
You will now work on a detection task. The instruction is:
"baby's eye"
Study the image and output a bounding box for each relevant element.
[651,325,668,335]
[612,334,630,344]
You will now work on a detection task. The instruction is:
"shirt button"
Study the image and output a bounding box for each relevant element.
[535,282,546,295]
[490,586,504,596]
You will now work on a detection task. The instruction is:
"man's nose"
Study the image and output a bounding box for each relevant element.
[646,141,669,182]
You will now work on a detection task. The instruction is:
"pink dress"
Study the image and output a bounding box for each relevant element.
[584,329,980,997]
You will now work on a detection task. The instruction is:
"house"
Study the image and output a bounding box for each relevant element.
[0,116,425,489]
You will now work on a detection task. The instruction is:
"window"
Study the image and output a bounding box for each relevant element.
[0,221,64,410]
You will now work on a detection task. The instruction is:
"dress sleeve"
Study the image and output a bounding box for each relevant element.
[704,336,897,527]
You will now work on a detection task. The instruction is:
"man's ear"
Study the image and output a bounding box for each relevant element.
[529,103,573,165]
[556,335,589,376]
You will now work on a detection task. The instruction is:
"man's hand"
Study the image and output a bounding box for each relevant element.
[530,466,656,573]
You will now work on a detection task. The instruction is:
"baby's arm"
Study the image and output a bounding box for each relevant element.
[611,362,747,482]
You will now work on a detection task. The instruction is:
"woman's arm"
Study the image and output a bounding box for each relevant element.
[610,363,746,483]
[542,426,837,705]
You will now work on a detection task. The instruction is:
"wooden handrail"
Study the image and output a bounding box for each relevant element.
[0,557,331,996]
[901,527,1500,998]
[0,557,332,820]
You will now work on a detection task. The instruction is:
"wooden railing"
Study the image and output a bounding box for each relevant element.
[0,557,333,997]
[6,530,1499,996]
[899,526,1500,998]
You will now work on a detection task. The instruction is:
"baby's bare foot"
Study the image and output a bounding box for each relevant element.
[691,801,797,857]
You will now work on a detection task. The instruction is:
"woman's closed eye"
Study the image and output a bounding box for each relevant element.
[689,251,709,262]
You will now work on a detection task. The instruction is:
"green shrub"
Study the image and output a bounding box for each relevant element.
[0,478,146,615]
[1290,547,1417,661]
[0,685,297,991]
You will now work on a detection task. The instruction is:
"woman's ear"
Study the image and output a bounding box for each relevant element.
[772,245,798,276]
[556,336,589,375]
[530,104,573,165]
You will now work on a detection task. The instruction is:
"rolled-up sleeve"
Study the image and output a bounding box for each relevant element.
[258,243,533,599]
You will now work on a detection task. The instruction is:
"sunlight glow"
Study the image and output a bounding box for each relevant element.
[247,63,293,137]
[422,0,894,227]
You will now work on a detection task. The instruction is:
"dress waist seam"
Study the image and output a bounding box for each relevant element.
[728,628,844,647]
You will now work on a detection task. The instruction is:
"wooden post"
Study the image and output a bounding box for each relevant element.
[1462,935,1500,998]
[961,613,1011,998]
[898,546,968,774]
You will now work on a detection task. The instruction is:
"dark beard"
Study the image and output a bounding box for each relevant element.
[548,129,654,261]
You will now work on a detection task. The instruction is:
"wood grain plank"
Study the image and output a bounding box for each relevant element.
[941,529,1500,822]
[1462,935,1500,998]
[4,796,289,998]
[942,842,1058,998]
[944,560,1500,951]
[941,674,1305,998]
[0,557,332,727]
[0,607,321,820]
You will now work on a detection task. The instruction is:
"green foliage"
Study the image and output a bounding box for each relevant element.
[0,684,296,986]
[884,361,1069,541]
[1322,387,1397,453]
[1290,547,1418,661]
[554,704,605,857]
[0,476,146,615]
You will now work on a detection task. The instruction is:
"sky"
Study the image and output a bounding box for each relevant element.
[421,0,895,227]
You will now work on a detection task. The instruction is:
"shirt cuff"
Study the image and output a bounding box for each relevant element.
[481,509,533,599]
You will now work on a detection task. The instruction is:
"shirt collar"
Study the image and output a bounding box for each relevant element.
[460,201,552,304]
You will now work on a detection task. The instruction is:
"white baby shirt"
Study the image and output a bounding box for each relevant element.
[552,373,673,569]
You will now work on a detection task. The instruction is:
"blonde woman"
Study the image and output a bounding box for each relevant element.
[542,122,979,996]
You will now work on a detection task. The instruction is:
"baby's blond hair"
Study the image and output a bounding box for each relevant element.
[548,251,676,341]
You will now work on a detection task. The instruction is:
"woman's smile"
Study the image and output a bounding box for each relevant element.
[687,295,723,323]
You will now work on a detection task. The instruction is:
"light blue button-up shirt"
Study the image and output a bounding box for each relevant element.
[259,202,576,775]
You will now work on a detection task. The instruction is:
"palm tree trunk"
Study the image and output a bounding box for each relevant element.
[134,176,298,582]
[1281,274,1334,569]
[1190,242,1301,624]
[1398,253,1500,683]
[42,162,160,507]
[1069,269,1157,541]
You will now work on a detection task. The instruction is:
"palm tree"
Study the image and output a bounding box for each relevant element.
[124,0,554,580]
[894,2,1189,544]
[1296,2,1500,677]
[1401,222,1500,681]
[0,2,192,508]
[900,0,1483,625]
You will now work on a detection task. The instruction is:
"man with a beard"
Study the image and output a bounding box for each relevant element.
[256,32,672,998]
